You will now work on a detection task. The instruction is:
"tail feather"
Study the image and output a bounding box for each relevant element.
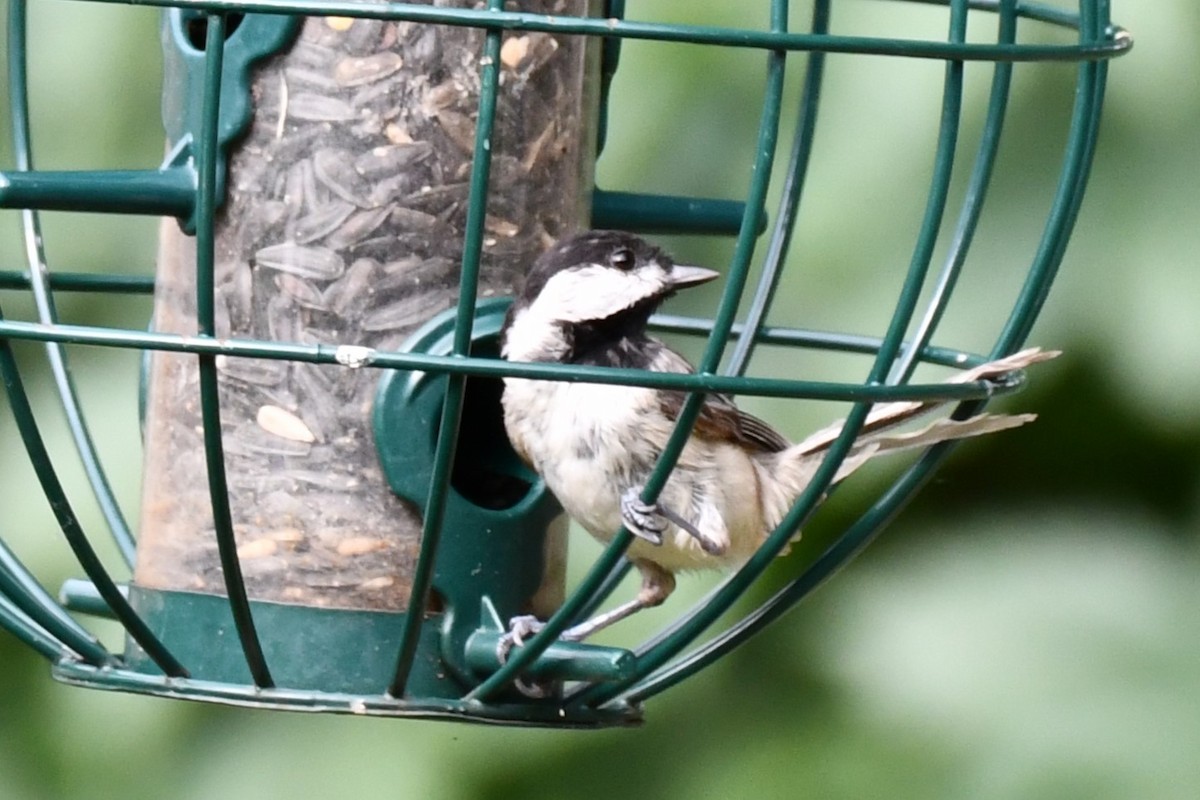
[759,411,1037,536]
[792,347,1058,457]
[756,347,1055,543]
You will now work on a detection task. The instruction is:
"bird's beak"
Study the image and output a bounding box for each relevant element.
[668,264,721,289]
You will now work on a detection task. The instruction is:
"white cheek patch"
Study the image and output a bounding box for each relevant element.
[535,264,666,324]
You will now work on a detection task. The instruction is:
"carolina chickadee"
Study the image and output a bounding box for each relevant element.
[500,230,1053,644]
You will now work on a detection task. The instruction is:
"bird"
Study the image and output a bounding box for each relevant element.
[498,229,1055,647]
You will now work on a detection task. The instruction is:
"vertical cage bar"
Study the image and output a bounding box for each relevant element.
[193,12,273,689]
[576,0,972,709]
[0,593,68,661]
[995,0,1107,352]
[0,309,187,676]
[890,0,1017,383]
[6,0,137,568]
[624,0,1025,701]
[388,0,506,698]
[726,0,830,378]
[477,0,793,706]
[0,540,111,663]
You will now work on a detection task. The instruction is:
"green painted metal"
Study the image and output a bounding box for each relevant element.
[388,0,507,698]
[160,9,302,231]
[0,0,1128,725]
[0,271,155,294]
[727,0,830,376]
[193,12,274,689]
[7,0,139,569]
[0,314,1026,402]
[0,541,112,663]
[74,0,1132,63]
[51,657,639,727]
[0,302,186,676]
[592,190,750,236]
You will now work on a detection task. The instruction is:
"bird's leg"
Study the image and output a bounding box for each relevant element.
[620,485,719,553]
[492,564,674,695]
[560,561,676,642]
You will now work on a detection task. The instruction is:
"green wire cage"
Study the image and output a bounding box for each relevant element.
[0,0,1129,727]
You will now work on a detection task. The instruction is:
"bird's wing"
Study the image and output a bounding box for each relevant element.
[650,344,791,454]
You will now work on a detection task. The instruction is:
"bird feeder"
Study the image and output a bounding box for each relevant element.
[0,0,1130,727]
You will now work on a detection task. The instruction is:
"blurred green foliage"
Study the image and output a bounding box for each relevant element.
[1,1,1197,799]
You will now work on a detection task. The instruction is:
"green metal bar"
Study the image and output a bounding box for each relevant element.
[194,12,273,689]
[569,0,827,648]
[471,0,793,705]
[591,190,747,236]
[575,0,972,709]
[0,270,154,294]
[7,0,138,569]
[594,0,624,155]
[70,0,1131,63]
[0,539,112,663]
[624,433,966,704]
[0,310,187,676]
[389,0,504,699]
[727,0,830,376]
[0,593,67,662]
[0,317,1028,404]
[890,0,1016,383]
[59,577,124,619]
[624,0,1117,707]
[624,0,1025,701]
[0,167,196,217]
[653,314,971,364]
[995,0,1109,352]
[465,631,634,683]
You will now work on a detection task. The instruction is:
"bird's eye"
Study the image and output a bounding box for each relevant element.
[609,247,636,271]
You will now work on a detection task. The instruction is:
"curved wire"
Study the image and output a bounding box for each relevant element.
[574,0,973,709]
[193,12,273,688]
[726,0,831,377]
[0,307,187,676]
[623,0,1114,706]
[7,0,137,569]
[889,0,1016,383]
[62,0,1131,64]
[0,593,68,661]
[466,0,794,703]
[624,0,1022,699]
[994,0,1110,352]
[0,539,112,664]
[388,0,505,698]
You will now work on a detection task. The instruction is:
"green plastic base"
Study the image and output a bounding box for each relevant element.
[49,585,640,727]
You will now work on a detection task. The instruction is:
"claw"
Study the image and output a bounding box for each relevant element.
[496,614,546,664]
[494,615,555,699]
[620,487,666,545]
[620,487,725,555]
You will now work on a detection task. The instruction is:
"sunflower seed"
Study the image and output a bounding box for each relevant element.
[334,51,404,87]
[288,93,359,122]
[255,242,344,280]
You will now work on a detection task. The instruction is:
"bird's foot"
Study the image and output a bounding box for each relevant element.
[620,487,725,555]
[495,615,555,699]
[620,487,667,545]
[496,614,545,662]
